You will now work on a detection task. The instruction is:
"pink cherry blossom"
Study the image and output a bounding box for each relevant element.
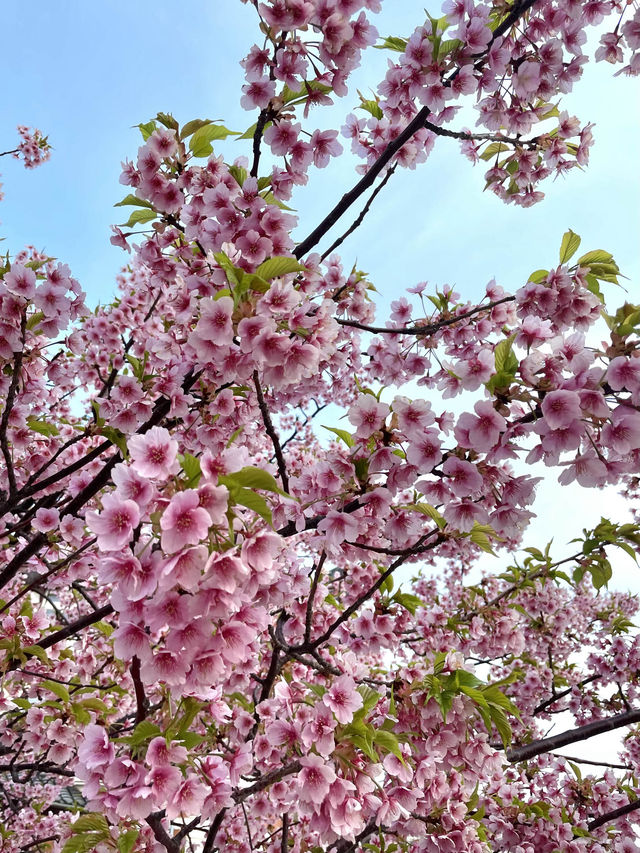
[160,489,212,553]
[86,493,140,551]
[323,675,363,724]
[348,394,389,439]
[298,754,337,804]
[128,425,179,479]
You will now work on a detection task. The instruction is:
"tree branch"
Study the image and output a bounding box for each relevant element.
[507,708,640,763]
[252,370,289,492]
[337,296,514,337]
[588,798,640,831]
[320,163,397,262]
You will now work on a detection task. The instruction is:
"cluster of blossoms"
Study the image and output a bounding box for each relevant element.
[0,125,51,202]
[0,1,640,853]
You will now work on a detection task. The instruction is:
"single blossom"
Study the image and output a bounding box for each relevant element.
[86,493,140,551]
[160,489,212,553]
[128,426,179,479]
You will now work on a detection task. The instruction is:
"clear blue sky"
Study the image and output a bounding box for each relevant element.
[1,1,639,584]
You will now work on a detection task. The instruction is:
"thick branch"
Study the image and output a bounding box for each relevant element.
[147,813,181,853]
[293,105,432,259]
[294,0,541,260]
[588,798,640,831]
[130,655,148,725]
[507,708,640,763]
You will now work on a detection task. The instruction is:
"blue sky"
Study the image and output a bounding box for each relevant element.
[1,1,639,584]
[1,1,638,306]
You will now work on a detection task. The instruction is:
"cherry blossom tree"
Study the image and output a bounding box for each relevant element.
[1,1,640,852]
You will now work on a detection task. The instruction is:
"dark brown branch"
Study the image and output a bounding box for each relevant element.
[550,752,632,771]
[320,164,397,262]
[331,820,378,853]
[337,296,514,337]
[280,813,289,853]
[422,120,540,148]
[533,674,600,715]
[18,604,114,661]
[588,797,640,831]
[202,809,227,853]
[294,0,541,260]
[304,552,327,645]
[0,763,74,777]
[19,836,60,852]
[147,812,181,853]
[507,708,640,763]
[295,534,443,652]
[293,105,432,259]
[277,496,363,538]
[0,312,27,496]
[252,370,289,492]
[130,655,148,725]
[233,761,301,804]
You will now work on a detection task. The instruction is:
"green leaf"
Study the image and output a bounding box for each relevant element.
[189,123,239,157]
[156,112,179,131]
[489,704,513,747]
[576,249,614,266]
[392,592,424,615]
[468,522,503,555]
[528,269,548,284]
[407,502,447,529]
[40,679,69,702]
[79,697,109,713]
[229,164,248,186]
[101,426,129,457]
[357,92,383,120]
[321,426,355,448]
[128,719,162,747]
[181,118,217,139]
[559,229,581,263]
[70,702,91,725]
[494,335,518,374]
[375,35,409,52]
[26,310,45,331]
[68,814,110,834]
[178,731,206,749]
[123,208,157,228]
[27,417,59,437]
[373,728,403,760]
[230,488,273,525]
[61,813,111,853]
[241,273,271,293]
[261,191,297,210]
[136,120,157,141]
[220,466,286,495]
[256,256,305,280]
[213,251,241,286]
[437,38,463,57]
[22,644,49,664]
[479,142,510,161]
[483,684,520,717]
[281,80,333,106]
[179,452,202,487]
[118,829,140,853]
[114,193,155,210]
[238,120,272,140]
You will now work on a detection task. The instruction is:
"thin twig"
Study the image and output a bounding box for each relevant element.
[320,164,397,262]
[337,296,514,337]
[252,370,289,492]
